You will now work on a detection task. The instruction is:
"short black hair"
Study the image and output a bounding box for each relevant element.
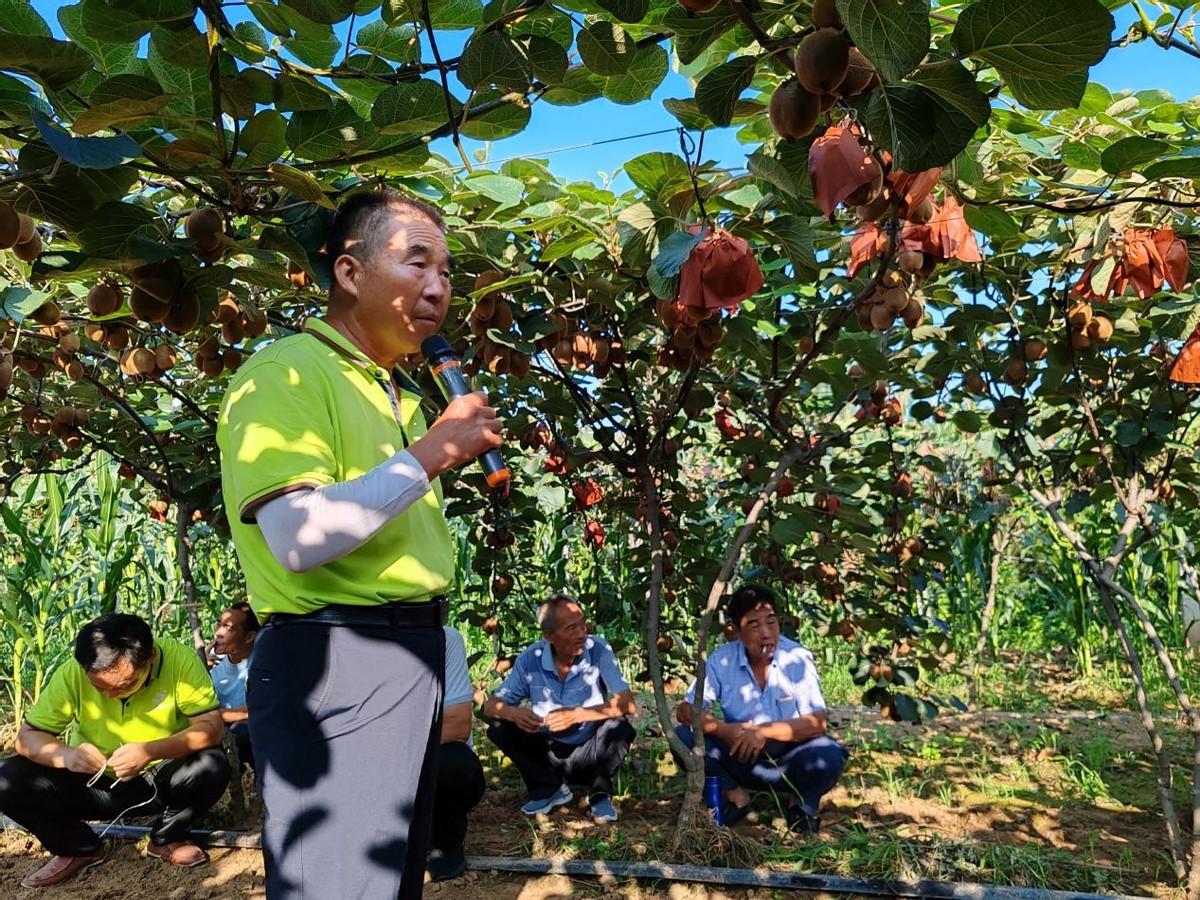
[538,594,581,633]
[326,189,445,273]
[227,602,260,634]
[725,584,781,629]
[74,614,155,674]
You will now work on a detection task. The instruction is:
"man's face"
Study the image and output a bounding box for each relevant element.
[214,609,253,656]
[339,210,451,355]
[737,603,781,664]
[87,656,151,700]
[546,602,588,660]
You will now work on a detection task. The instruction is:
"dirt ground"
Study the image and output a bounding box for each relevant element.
[0,706,1186,899]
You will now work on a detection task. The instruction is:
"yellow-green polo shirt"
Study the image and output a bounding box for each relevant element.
[25,638,218,759]
[216,317,455,616]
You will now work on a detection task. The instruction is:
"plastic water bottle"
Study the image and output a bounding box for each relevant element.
[704,775,724,825]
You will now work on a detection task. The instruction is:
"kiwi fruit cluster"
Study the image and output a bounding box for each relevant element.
[768,1,880,143]
[184,207,226,264]
[1066,302,1114,349]
[655,299,723,371]
[0,202,42,263]
[855,271,926,332]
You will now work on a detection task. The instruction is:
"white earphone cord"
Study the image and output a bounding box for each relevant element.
[87,767,162,842]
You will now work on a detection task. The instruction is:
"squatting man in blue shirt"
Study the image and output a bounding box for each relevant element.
[206,602,259,771]
[675,584,848,832]
[482,595,637,823]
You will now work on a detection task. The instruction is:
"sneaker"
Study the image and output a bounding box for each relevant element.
[520,783,572,815]
[589,794,618,823]
[146,840,208,867]
[427,845,467,882]
[20,851,106,888]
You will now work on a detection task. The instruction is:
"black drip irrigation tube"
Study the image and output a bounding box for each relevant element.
[0,821,1150,900]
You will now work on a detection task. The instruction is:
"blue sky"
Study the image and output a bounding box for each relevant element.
[28,3,1199,184]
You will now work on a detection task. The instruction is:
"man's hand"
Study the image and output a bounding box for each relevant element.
[66,743,107,776]
[544,708,585,734]
[108,742,153,781]
[728,726,766,763]
[410,392,502,480]
[508,707,545,734]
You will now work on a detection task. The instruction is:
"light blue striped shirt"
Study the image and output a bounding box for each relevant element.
[685,635,825,726]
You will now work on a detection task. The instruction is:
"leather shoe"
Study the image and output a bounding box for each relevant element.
[146,840,207,867]
[20,851,105,888]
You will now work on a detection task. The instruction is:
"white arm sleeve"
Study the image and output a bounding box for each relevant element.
[255,450,431,574]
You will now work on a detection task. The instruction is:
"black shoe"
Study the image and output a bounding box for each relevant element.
[427,845,467,882]
[785,805,821,834]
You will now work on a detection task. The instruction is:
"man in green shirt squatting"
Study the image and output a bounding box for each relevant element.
[217,190,501,899]
[0,613,229,888]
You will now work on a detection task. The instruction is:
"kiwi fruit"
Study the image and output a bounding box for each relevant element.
[811,0,843,28]
[964,372,986,394]
[1088,316,1113,341]
[130,282,172,323]
[30,301,61,327]
[869,303,894,330]
[817,92,838,112]
[0,358,12,399]
[222,318,245,345]
[201,354,225,377]
[794,28,851,95]
[837,48,878,97]
[1067,302,1092,327]
[185,208,223,251]
[1023,338,1047,362]
[882,286,909,314]
[164,293,200,335]
[154,345,177,370]
[130,347,157,375]
[0,202,19,249]
[196,335,220,359]
[857,191,892,223]
[13,231,42,262]
[1003,359,1027,386]
[907,196,936,224]
[58,332,80,355]
[844,165,883,206]
[768,79,821,141]
[214,294,240,325]
[223,348,243,372]
[86,282,123,317]
[901,296,925,328]
[897,250,925,274]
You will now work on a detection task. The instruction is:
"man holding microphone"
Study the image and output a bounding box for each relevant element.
[217,190,502,899]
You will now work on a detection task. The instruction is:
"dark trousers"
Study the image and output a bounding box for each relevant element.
[228,721,254,771]
[431,742,485,852]
[0,748,230,856]
[674,724,848,816]
[487,717,635,802]
[248,620,444,900]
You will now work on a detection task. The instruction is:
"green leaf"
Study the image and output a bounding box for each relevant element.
[594,0,648,23]
[0,33,95,88]
[76,200,158,257]
[835,0,930,83]
[32,109,140,169]
[964,205,1019,240]
[578,21,634,76]
[892,693,921,722]
[624,151,692,201]
[953,0,1114,78]
[663,5,739,66]
[459,89,530,140]
[663,97,760,131]
[231,21,268,62]
[371,79,458,134]
[524,35,569,85]
[601,43,667,105]
[466,174,525,209]
[695,55,757,127]
[281,0,357,24]
[765,215,817,271]
[1115,421,1141,447]
[1062,140,1102,171]
[1004,70,1088,110]
[148,28,211,122]
[58,4,137,75]
[1,287,54,323]
[284,25,342,67]
[355,20,419,62]
[1100,136,1171,175]
[864,61,990,171]
[747,140,811,198]
[285,102,366,160]
[458,31,529,91]
[953,410,982,433]
[653,230,703,278]
[0,0,51,36]
[238,110,288,168]
[1144,156,1200,180]
[542,66,604,106]
[540,231,599,262]
[77,0,189,44]
[267,162,336,208]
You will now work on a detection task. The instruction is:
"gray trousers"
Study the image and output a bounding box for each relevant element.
[247,619,445,899]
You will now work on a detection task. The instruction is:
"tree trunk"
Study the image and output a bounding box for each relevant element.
[1176,541,1200,659]
[1190,729,1200,900]
[967,523,1006,709]
[175,503,206,661]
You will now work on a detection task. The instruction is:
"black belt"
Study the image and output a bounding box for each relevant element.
[267,596,447,628]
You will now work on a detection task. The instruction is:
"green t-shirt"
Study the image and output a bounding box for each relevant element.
[25,638,218,759]
[216,317,455,616]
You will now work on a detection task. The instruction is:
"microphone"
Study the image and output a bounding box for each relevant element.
[421,335,510,490]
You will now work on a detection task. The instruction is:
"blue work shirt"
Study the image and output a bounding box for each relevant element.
[493,635,629,746]
[684,635,825,726]
[210,650,253,710]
